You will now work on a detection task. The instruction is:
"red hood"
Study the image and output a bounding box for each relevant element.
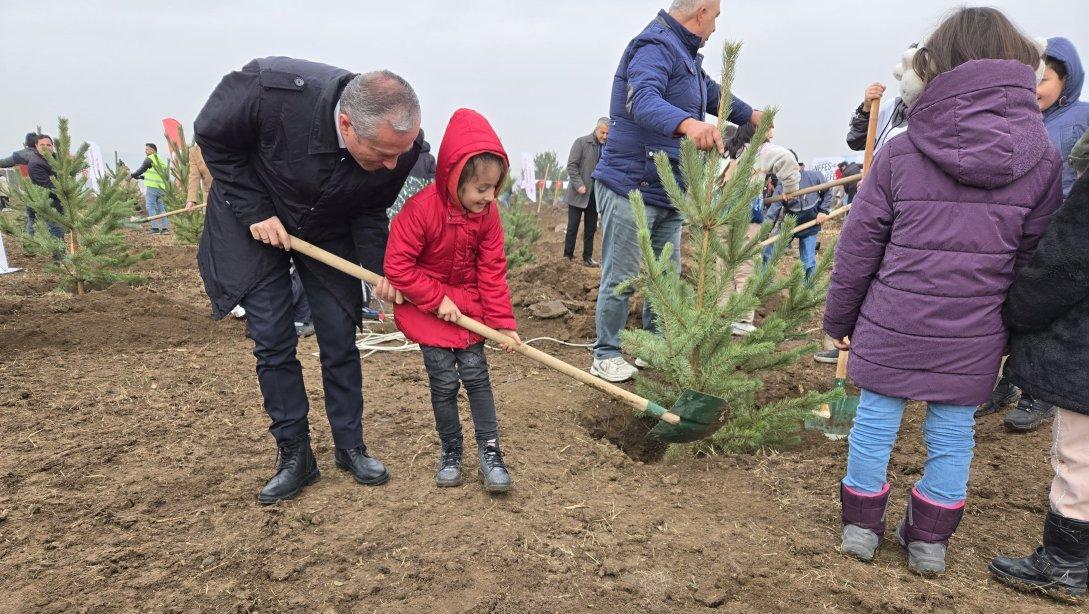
[436,108,509,214]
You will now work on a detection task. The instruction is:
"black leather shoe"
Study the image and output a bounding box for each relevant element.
[478,443,512,493]
[582,257,600,268]
[334,445,390,486]
[1003,395,1055,432]
[990,512,1089,603]
[258,433,320,505]
[976,378,1019,418]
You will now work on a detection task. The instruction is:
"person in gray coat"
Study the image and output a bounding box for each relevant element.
[562,118,608,266]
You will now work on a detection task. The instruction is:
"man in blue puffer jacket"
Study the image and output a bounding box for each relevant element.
[589,0,762,383]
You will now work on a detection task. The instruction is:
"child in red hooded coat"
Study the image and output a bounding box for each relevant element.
[385,109,519,493]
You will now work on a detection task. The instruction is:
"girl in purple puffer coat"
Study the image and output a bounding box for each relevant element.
[823,7,1064,575]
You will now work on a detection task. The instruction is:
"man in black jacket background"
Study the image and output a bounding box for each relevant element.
[195,57,424,504]
[25,134,65,241]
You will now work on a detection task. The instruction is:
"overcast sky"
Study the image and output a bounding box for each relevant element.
[3,0,1086,172]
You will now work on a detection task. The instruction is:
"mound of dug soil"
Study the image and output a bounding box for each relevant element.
[0,283,230,353]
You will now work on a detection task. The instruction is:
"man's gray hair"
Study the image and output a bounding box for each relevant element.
[339,70,421,139]
[597,117,610,126]
[669,0,710,17]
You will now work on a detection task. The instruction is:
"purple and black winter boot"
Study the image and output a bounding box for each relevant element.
[896,487,965,575]
[840,482,891,561]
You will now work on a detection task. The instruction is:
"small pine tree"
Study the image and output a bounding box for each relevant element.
[389,176,430,219]
[500,199,542,270]
[620,42,837,455]
[159,127,204,245]
[0,118,153,294]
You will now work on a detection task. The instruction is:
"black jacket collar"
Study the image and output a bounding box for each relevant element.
[309,72,357,155]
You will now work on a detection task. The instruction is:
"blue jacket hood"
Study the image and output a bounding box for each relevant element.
[1043,37,1089,197]
[1046,37,1084,111]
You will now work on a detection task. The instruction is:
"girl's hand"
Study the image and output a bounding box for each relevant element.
[436,296,462,322]
[497,329,522,352]
[832,336,851,351]
[375,277,404,305]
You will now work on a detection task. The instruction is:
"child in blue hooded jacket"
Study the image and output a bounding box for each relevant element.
[979,36,1089,430]
[1039,37,1089,197]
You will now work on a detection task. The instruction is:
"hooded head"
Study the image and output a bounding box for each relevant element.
[909,60,1050,189]
[435,109,509,215]
[1039,37,1085,115]
[897,8,1046,109]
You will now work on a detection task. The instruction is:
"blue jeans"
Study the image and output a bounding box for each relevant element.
[844,389,976,505]
[145,187,169,231]
[25,204,65,240]
[593,183,682,360]
[763,231,817,280]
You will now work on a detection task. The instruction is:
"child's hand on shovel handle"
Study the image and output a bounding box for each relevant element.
[497,330,522,353]
[436,296,463,322]
[832,336,852,351]
[374,277,403,305]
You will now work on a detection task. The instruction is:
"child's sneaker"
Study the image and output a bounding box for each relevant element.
[435,441,463,487]
[478,442,512,493]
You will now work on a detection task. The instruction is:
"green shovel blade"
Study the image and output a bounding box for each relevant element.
[645,389,727,443]
[829,378,860,424]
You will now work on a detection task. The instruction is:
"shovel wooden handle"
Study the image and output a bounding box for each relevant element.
[132,202,207,223]
[836,348,849,380]
[762,174,861,205]
[761,98,882,250]
[288,236,681,425]
[862,98,881,175]
[758,205,850,249]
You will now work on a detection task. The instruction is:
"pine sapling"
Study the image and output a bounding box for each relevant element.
[0,118,153,294]
[500,199,542,270]
[619,42,838,455]
[160,127,204,245]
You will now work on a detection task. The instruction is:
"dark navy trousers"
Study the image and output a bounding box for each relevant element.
[241,259,362,449]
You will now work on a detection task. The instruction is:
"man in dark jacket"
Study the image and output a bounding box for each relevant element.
[562,117,608,266]
[841,160,863,204]
[990,138,1089,602]
[195,57,424,504]
[25,134,65,241]
[589,0,762,383]
[0,132,38,170]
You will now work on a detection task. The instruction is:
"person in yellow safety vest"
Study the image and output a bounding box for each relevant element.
[130,142,171,234]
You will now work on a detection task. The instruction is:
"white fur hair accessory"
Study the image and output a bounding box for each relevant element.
[894,35,1049,109]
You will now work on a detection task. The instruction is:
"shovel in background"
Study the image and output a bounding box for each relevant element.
[288,236,725,444]
[805,347,860,440]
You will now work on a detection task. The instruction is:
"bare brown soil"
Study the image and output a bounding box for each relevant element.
[0,210,1065,612]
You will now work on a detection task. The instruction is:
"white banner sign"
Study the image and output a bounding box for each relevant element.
[85,141,107,193]
[0,232,21,274]
[520,152,536,202]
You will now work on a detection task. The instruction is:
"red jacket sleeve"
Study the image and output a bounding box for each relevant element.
[384,196,446,313]
[475,207,517,330]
